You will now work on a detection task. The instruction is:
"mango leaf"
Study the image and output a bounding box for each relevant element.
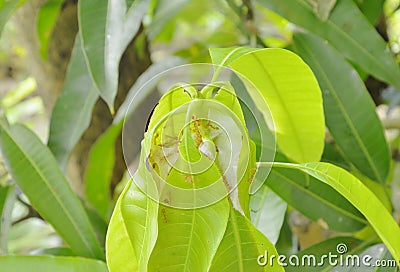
[85,122,122,220]
[257,0,400,90]
[265,161,400,265]
[36,0,63,59]
[0,255,108,272]
[293,32,390,184]
[229,48,325,163]
[285,236,368,271]
[48,36,99,170]
[209,207,284,272]
[0,185,14,255]
[266,167,366,232]
[120,177,158,272]
[106,179,137,272]
[78,0,150,111]
[0,0,26,37]
[0,124,104,259]
[354,0,385,25]
[250,186,287,244]
[209,47,256,67]
[148,199,230,271]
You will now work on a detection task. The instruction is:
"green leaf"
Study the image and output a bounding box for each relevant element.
[354,0,385,25]
[85,122,122,220]
[0,255,108,272]
[209,47,257,67]
[229,48,325,163]
[36,0,63,59]
[267,162,400,265]
[257,0,400,89]
[209,207,284,272]
[266,167,366,232]
[0,185,14,255]
[148,199,230,271]
[0,0,26,37]
[78,0,150,111]
[120,178,158,272]
[250,186,287,244]
[48,36,99,170]
[0,124,104,259]
[106,179,137,272]
[293,32,390,184]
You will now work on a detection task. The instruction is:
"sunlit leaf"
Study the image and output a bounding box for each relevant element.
[209,207,284,272]
[106,179,137,272]
[229,48,325,163]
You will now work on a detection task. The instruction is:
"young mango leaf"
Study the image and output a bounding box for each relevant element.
[106,179,137,272]
[292,32,390,184]
[0,124,104,259]
[120,177,158,272]
[78,0,150,111]
[209,47,256,67]
[48,36,99,170]
[0,0,26,37]
[250,186,287,245]
[85,122,122,220]
[0,185,14,255]
[264,161,400,265]
[0,255,108,272]
[36,0,63,59]
[228,48,325,163]
[209,207,284,272]
[257,0,400,89]
[266,167,366,232]
[148,199,230,271]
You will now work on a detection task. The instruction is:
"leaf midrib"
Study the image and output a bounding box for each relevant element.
[271,170,367,224]
[2,127,97,257]
[294,37,384,183]
[295,0,400,88]
[230,210,244,272]
[250,54,306,162]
